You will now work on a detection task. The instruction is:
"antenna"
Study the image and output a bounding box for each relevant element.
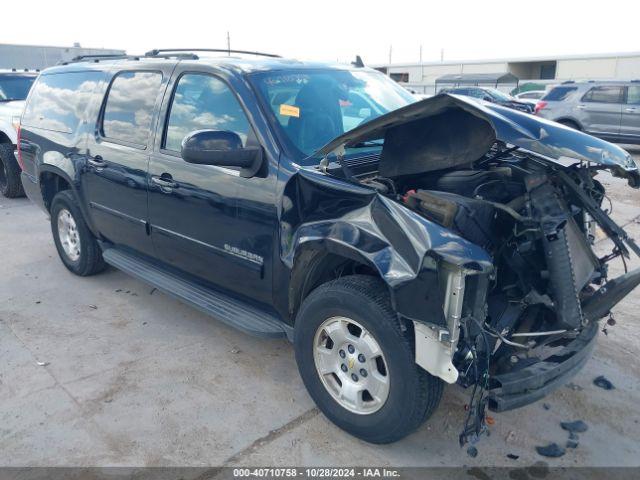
[351,55,365,68]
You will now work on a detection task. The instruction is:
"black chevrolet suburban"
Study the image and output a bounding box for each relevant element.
[18,49,640,445]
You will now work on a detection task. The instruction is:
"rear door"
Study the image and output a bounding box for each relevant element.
[577,85,623,137]
[82,64,173,256]
[620,85,640,141]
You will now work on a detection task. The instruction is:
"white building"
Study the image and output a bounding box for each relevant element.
[0,43,125,71]
[374,51,640,94]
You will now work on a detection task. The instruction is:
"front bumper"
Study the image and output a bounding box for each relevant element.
[487,321,598,412]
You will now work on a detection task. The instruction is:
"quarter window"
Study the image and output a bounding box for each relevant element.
[22,72,103,133]
[582,86,623,104]
[164,73,251,152]
[102,71,163,146]
[542,86,576,101]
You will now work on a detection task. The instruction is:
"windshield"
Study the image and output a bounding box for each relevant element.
[0,75,36,101]
[250,69,416,159]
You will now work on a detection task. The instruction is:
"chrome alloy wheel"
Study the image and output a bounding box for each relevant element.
[313,316,390,414]
[57,208,81,262]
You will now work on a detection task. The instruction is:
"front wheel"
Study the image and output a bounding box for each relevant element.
[294,275,443,444]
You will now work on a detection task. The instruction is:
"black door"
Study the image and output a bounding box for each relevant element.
[148,70,278,305]
[82,67,171,256]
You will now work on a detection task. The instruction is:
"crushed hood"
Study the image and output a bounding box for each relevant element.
[315,94,639,182]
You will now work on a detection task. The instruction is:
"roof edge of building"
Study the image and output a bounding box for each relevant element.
[374,50,640,69]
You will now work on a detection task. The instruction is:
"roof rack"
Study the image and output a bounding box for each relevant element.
[59,54,136,65]
[69,54,133,62]
[144,48,282,59]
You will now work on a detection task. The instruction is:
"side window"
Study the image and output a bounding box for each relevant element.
[582,86,623,104]
[22,71,103,133]
[627,86,640,105]
[164,73,251,152]
[542,86,577,101]
[101,71,163,146]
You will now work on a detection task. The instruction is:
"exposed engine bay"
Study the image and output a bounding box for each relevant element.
[314,93,640,448]
[325,141,640,446]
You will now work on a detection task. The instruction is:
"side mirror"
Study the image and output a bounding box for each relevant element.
[181,130,263,178]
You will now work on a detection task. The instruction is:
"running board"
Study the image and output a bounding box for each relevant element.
[102,248,289,339]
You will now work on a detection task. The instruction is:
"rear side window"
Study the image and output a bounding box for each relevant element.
[582,86,623,104]
[542,86,577,101]
[22,71,103,133]
[101,71,163,146]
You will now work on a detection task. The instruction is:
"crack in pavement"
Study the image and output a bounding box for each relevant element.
[193,408,320,479]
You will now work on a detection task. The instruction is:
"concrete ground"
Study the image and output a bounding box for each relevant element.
[1,148,640,469]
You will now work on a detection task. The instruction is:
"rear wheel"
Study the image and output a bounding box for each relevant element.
[0,143,25,198]
[50,190,106,276]
[294,275,443,444]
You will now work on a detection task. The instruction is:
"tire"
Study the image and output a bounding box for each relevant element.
[0,143,25,198]
[50,190,106,276]
[294,275,444,444]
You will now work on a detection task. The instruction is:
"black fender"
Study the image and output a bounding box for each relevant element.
[278,169,494,326]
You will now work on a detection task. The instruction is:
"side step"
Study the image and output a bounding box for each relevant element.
[102,248,289,339]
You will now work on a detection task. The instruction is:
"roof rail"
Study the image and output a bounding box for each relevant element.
[59,54,136,65]
[145,48,282,59]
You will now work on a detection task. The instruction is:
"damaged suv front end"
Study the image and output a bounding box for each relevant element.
[309,93,640,441]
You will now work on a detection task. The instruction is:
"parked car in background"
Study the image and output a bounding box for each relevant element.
[515,90,546,101]
[18,51,640,446]
[535,81,640,144]
[0,70,38,197]
[514,90,547,107]
[443,86,534,113]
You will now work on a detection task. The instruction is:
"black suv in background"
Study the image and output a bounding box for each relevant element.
[442,86,534,113]
[18,50,640,445]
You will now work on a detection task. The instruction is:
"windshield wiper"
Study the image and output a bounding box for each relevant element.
[0,98,23,103]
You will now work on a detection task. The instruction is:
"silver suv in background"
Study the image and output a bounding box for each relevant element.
[535,81,640,144]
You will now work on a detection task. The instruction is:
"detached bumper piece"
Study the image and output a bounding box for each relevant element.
[582,267,640,322]
[487,321,598,412]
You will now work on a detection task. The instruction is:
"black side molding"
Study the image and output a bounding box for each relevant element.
[102,248,291,340]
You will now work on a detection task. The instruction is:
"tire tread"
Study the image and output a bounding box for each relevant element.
[296,274,444,444]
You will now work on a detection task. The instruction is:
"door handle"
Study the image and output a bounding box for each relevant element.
[576,105,586,110]
[87,156,107,169]
[151,175,178,191]
[625,107,637,112]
